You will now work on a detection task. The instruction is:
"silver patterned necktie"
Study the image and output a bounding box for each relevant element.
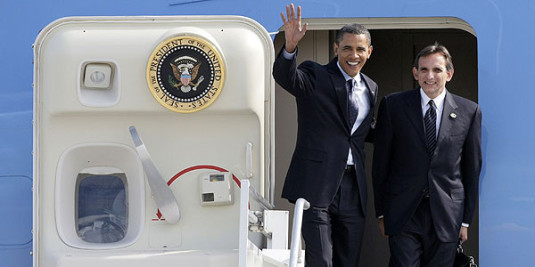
[347,79,359,126]
[424,100,437,156]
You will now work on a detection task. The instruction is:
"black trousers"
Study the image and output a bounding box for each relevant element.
[388,197,457,267]
[302,167,365,267]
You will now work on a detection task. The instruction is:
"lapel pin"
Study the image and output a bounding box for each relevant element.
[450,113,457,119]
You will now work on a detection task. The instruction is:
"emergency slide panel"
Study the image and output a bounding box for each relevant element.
[33,16,274,266]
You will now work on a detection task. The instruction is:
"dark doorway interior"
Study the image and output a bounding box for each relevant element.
[274,27,478,266]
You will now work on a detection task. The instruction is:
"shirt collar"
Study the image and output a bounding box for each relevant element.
[420,88,446,110]
[337,62,362,83]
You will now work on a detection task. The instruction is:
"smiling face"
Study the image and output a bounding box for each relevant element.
[334,33,373,77]
[413,52,454,99]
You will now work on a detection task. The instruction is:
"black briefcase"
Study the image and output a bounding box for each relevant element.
[453,241,477,267]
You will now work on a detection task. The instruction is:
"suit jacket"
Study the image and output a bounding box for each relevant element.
[273,47,378,214]
[372,89,482,242]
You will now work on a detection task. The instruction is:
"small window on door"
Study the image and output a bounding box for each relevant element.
[75,173,128,243]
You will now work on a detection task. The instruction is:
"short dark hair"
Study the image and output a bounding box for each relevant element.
[336,23,372,46]
[413,42,454,71]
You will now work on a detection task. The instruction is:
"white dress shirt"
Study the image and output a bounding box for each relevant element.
[338,63,371,166]
[420,88,446,138]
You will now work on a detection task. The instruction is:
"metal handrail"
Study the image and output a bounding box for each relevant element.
[289,198,310,267]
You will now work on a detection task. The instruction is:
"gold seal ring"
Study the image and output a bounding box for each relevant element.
[146,35,225,113]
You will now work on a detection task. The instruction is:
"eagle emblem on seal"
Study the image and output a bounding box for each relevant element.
[147,35,225,113]
[169,56,205,93]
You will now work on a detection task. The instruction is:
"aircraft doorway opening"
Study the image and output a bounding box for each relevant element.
[273,18,478,267]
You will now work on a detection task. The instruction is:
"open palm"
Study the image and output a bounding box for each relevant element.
[280,4,307,53]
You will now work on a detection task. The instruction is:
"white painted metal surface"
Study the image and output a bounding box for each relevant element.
[289,199,309,267]
[33,15,293,266]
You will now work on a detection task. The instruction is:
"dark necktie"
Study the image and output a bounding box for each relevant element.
[424,100,437,156]
[347,79,359,126]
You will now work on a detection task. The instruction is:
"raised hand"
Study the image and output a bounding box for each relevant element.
[280,3,307,53]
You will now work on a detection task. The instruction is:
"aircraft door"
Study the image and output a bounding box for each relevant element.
[33,16,275,266]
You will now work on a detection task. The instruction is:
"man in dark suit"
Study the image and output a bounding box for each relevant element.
[273,4,378,267]
[372,43,482,266]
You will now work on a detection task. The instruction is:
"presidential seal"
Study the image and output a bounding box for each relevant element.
[147,35,225,113]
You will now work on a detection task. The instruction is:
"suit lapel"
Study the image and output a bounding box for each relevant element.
[327,59,378,133]
[361,74,377,109]
[403,89,426,145]
[436,90,458,146]
[327,58,352,131]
